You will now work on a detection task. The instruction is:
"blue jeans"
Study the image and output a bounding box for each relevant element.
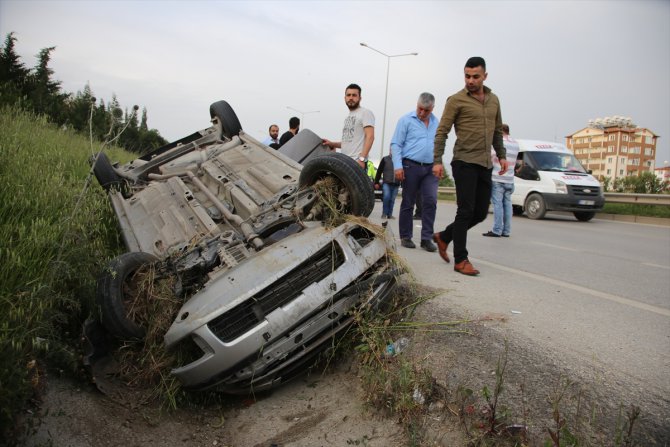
[399,160,438,241]
[382,183,400,217]
[491,181,514,236]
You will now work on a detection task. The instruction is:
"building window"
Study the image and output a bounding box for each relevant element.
[609,134,616,141]
[621,146,628,153]
[645,148,653,156]
[629,159,639,166]
[622,135,629,142]
[619,169,624,175]
[646,136,653,144]
[646,161,652,167]
[620,157,626,164]
[607,157,613,163]
[608,145,615,152]
[607,169,611,175]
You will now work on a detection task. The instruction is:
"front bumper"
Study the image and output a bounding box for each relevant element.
[164,221,396,390]
[542,193,605,212]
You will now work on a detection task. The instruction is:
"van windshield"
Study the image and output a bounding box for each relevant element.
[526,151,587,173]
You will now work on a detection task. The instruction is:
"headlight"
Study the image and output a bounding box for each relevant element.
[553,179,568,194]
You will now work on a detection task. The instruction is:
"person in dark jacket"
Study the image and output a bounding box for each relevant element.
[374,150,400,219]
[279,117,300,146]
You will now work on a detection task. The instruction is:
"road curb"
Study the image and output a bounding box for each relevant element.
[595,213,670,226]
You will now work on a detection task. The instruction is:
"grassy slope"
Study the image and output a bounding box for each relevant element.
[0,107,133,440]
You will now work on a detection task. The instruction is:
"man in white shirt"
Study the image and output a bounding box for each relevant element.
[322,83,375,168]
[482,124,519,237]
[262,124,280,148]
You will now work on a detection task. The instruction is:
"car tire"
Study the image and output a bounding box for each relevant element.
[92,152,124,193]
[574,211,595,222]
[96,252,159,340]
[512,205,524,216]
[299,153,375,217]
[524,193,546,220]
[209,100,243,140]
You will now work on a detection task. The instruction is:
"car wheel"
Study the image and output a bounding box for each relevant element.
[92,152,124,193]
[524,193,546,220]
[209,100,242,139]
[96,252,159,340]
[512,205,524,216]
[574,211,595,222]
[299,153,375,217]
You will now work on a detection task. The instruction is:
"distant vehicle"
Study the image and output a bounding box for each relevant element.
[512,140,605,221]
[91,100,399,393]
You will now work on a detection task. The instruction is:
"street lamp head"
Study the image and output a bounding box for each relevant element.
[411,52,418,56]
[360,42,367,47]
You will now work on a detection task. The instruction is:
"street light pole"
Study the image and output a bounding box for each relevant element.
[286,106,320,129]
[360,42,418,160]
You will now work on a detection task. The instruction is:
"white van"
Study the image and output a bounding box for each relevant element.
[512,140,605,221]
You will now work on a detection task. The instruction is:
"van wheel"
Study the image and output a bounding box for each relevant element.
[209,100,243,139]
[574,211,595,222]
[525,193,546,220]
[512,205,524,216]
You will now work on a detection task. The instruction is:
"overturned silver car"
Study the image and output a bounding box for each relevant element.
[92,101,399,393]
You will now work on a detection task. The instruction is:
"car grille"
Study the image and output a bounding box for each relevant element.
[208,242,345,342]
[569,185,600,197]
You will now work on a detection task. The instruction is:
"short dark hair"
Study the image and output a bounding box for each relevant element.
[346,83,361,94]
[465,57,486,71]
[269,124,278,131]
[502,124,510,134]
[289,117,300,129]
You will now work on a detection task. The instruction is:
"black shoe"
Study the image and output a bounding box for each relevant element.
[482,231,501,237]
[401,239,416,249]
[420,239,437,252]
[501,234,510,238]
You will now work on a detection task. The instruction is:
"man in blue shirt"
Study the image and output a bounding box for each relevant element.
[391,92,439,251]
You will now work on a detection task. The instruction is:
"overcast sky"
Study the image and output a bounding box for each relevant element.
[2,0,669,166]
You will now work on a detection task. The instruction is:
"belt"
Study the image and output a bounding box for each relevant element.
[403,158,433,167]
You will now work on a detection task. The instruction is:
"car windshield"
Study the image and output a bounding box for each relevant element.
[528,151,587,173]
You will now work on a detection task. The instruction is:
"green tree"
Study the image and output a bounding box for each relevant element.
[139,107,148,132]
[635,171,668,194]
[27,46,68,122]
[0,32,31,106]
[601,176,612,192]
[613,172,668,194]
[65,82,96,133]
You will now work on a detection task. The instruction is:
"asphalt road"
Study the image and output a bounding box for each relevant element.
[372,200,670,434]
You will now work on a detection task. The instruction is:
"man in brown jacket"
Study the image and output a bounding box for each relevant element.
[432,57,508,276]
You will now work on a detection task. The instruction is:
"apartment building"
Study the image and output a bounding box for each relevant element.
[565,116,658,181]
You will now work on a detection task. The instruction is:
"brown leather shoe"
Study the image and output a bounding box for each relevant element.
[454,259,480,276]
[432,233,450,263]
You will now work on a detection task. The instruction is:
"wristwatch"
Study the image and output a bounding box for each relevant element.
[358,156,367,162]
